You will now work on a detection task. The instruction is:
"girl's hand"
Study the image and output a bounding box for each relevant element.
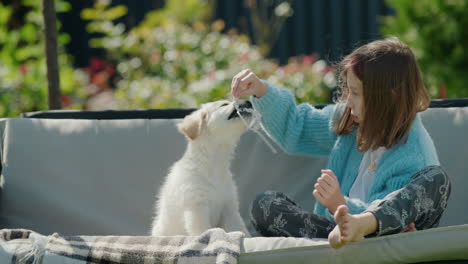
[313,169,346,214]
[231,69,268,98]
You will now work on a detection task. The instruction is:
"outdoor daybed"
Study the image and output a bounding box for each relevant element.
[0,99,467,263]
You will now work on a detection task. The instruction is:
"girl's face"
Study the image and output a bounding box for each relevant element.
[346,69,364,123]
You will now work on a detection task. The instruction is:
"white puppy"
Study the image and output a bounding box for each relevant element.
[151,100,252,236]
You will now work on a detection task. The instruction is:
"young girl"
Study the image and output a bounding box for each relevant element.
[231,37,451,248]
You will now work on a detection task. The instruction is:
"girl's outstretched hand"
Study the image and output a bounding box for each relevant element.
[313,169,346,214]
[231,69,268,98]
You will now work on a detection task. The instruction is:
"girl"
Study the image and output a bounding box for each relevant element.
[231,37,450,248]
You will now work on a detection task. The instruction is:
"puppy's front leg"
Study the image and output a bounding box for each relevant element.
[184,206,211,236]
[220,204,251,237]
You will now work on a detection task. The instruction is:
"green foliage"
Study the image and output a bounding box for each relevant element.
[0,0,87,117]
[141,0,213,28]
[82,0,335,109]
[80,0,127,54]
[381,0,468,98]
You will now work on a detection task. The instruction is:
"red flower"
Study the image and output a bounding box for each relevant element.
[303,55,315,65]
[238,53,249,63]
[20,64,28,75]
[61,95,72,107]
[207,71,216,80]
[89,58,106,72]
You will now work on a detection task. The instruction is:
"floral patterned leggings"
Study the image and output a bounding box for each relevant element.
[250,165,451,238]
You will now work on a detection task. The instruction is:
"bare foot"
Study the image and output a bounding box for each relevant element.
[401,222,417,233]
[328,205,371,249]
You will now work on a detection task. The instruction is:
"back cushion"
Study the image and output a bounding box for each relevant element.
[420,107,468,227]
[0,118,327,235]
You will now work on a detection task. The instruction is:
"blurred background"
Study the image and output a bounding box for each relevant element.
[1,0,467,117]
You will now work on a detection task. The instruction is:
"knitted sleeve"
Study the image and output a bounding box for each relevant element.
[250,81,338,156]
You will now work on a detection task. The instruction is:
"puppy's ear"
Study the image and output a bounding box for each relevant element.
[177,110,207,140]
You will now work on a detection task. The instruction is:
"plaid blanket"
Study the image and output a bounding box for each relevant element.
[0,228,244,264]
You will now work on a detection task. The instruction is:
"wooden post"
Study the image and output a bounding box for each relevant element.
[42,0,62,109]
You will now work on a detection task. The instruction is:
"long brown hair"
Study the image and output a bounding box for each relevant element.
[334,37,430,152]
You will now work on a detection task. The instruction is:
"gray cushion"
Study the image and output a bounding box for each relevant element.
[241,224,468,263]
[0,118,327,236]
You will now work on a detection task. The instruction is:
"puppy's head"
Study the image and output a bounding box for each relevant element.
[177,100,252,142]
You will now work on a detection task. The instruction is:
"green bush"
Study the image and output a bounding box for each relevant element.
[0,0,87,117]
[82,0,335,109]
[381,0,468,98]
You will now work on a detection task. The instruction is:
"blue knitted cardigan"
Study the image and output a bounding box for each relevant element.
[251,82,440,222]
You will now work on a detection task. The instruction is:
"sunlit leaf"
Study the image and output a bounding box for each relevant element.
[103,6,128,20]
[81,9,98,20]
[0,4,12,25]
[20,23,37,43]
[58,33,70,45]
[55,0,71,12]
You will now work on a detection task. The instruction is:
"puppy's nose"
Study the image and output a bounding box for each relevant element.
[238,100,252,109]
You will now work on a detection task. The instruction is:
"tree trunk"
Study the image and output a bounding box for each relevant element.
[42,0,62,109]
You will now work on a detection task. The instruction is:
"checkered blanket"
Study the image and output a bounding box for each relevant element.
[0,228,244,264]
